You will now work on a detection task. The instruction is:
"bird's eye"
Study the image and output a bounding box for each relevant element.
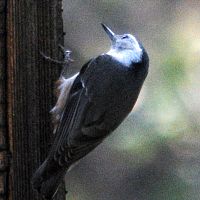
[122,35,128,39]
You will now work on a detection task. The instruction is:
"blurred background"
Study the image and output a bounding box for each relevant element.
[62,0,200,199]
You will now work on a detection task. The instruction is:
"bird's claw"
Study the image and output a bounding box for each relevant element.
[40,45,74,65]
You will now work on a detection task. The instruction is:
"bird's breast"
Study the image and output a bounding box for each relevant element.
[106,49,141,66]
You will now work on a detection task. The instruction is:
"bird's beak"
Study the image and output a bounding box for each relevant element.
[101,23,116,42]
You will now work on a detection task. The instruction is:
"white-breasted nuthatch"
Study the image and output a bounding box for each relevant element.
[32,24,149,199]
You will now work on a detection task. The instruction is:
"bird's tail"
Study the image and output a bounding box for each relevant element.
[32,159,66,200]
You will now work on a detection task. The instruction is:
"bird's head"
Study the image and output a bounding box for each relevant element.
[101,23,144,64]
[101,23,142,52]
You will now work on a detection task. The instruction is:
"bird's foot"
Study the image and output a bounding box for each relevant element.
[40,45,74,65]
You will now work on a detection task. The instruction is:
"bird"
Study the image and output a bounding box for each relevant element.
[32,23,149,199]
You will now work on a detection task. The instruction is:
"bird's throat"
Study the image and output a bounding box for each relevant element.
[106,48,141,67]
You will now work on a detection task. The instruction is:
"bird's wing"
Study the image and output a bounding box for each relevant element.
[49,56,110,166]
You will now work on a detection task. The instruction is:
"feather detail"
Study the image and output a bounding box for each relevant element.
[51,73,79,134]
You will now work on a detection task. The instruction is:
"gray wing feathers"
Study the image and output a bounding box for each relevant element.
[49,55,113,167]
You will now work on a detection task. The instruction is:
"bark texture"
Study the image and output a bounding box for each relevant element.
[0,0,66,199]
[0,0,9,199]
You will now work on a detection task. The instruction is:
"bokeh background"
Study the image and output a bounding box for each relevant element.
[62,1,200,199]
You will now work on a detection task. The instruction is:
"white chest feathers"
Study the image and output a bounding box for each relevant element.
[106,48,142,67]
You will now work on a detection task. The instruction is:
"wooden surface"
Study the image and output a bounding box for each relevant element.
[0,1,9,199]
[0,0,66,199]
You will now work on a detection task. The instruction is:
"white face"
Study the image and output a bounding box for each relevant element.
[112,34,142,53]
[106,34,143,65]
[101,24,143,65]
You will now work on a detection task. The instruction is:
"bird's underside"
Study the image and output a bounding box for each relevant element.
[51,73,78,134]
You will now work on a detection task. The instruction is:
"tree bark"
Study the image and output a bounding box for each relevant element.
[0,0,9,199]
[0,0,66,199]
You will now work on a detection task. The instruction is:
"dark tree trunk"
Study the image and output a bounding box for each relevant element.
[0,0,9,199]
[0,0,66,199]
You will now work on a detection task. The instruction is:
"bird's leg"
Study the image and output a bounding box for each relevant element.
[40,44,74,65]
[58,44,74,63]
[40,47,74,65]
[58,45,74,76]
[40,51,68,65]
[40,45,74,76]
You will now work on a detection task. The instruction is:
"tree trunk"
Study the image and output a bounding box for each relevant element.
[0,0,9,199]
[0,0,66,199]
